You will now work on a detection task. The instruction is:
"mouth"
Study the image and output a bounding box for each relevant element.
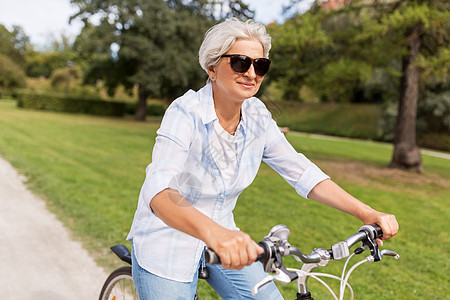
[237,81,255,89]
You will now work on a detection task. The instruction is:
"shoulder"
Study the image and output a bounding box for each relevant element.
[242,97,272,121]
[168,89,200,113]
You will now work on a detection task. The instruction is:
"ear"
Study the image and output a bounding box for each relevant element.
[207,66,216,81]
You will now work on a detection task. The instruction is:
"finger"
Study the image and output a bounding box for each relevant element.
[229,245,243,269]
[384,215,398,240]
[220,250,232,270]
[379,215,393,240]
[380,221,393,240]
[237,245,249,269]
[255,242,264,254]
[245,242,258,266]
[376,238,384,247]
[391,215,399,236]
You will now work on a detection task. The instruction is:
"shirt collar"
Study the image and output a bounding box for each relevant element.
[199,83,217,125]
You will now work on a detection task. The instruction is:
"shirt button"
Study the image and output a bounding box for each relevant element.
[219,193,225,199]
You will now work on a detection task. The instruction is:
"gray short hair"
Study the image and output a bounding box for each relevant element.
[199,18,271,79]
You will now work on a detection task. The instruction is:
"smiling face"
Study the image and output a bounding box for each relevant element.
[208,38,266,105]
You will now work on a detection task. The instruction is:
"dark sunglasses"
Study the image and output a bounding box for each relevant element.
[221,54,271,76]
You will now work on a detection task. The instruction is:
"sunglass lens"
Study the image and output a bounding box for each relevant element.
[226,55,271,76]
[230,56,251,73]
[254,59,271,76]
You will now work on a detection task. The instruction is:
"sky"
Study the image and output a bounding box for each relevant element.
[0,0,314,48]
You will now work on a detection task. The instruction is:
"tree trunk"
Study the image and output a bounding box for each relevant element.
[389,25,423,172]
[135,85,147,121]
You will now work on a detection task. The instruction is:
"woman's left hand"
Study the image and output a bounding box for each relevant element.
[361,210,399,247]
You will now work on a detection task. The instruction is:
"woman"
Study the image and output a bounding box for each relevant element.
[127,18,399,299]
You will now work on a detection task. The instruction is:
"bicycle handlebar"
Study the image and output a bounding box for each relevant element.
[204,224,384,266]
[204,224,397,298]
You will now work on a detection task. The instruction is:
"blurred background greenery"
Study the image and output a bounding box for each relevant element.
[1,0,448,172]
[1,1,449,298]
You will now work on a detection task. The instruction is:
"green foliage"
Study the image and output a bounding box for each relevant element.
[25,34,82,79]
[0,24,29,90]
[125,102,166,116]
[71,0,250,102]
[0,24,31,68]
[270,0,449,105]
[50,65,82,88]
[267,12,331,101]
[146,103,166,116]
[417,47,450,84]
[419,89,450,133]
[377,101,397,142]
[0,54,27,89]
[16,91,126,117]
[306,58,372,102]
[378,88,450,150]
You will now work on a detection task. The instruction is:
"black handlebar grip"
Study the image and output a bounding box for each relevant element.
[373,224,383,239]
[204,248,221,264]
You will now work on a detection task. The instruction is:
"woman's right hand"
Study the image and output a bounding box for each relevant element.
[206,227,263,270]
[151,189,262,269]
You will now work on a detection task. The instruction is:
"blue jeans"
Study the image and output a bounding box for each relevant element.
[131,245,284,299]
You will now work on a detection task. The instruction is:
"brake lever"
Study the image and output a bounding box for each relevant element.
[380,249,400,259]
[252,275,274,296]
[359,226,382,261]
[252,269,294,296]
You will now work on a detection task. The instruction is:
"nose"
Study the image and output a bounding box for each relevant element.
[244,63,257,79]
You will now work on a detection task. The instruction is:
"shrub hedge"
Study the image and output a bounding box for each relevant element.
[16,91,126,117]
[125,102,166,116]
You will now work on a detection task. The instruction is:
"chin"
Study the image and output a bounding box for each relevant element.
[239,87,259,98]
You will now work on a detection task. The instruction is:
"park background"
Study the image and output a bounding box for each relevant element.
[0,0,449,299]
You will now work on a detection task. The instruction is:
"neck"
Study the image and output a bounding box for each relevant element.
[212,89,242,135]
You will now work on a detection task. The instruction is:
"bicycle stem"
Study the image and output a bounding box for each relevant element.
[297,248,331,294]
[289,247,322,264]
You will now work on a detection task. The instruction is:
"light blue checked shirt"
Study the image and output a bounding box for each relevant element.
[127,83,329,282]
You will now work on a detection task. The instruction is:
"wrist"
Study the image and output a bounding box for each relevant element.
[357,205,378,223]
[201,222,226,249]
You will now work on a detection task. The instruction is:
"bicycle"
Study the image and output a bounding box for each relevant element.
[99,224,399,300]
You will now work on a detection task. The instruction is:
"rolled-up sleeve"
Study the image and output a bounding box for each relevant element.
[141,102,195,208]
[262,118,329,199]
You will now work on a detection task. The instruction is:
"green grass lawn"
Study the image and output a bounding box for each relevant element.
[0,99,449,299]
[270,102,381,139]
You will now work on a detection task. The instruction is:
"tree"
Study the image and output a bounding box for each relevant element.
[267,11,333,101]
[70,0,253,121]
[25,34,79,78]
[279,0,449,171]
[0,24,31,90]
[268,5,381,103]
[0,24,31,68]
[353,0,449,172]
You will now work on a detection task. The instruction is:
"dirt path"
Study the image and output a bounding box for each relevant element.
[0,157,108,300]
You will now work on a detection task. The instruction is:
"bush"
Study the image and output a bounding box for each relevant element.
[419,90,450,133]
[376,92,450,151]
[0,54,27,90]
[125,102,166,116]
[16,91,126,117]
[50,65,82,89]
[147,103,166,116]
